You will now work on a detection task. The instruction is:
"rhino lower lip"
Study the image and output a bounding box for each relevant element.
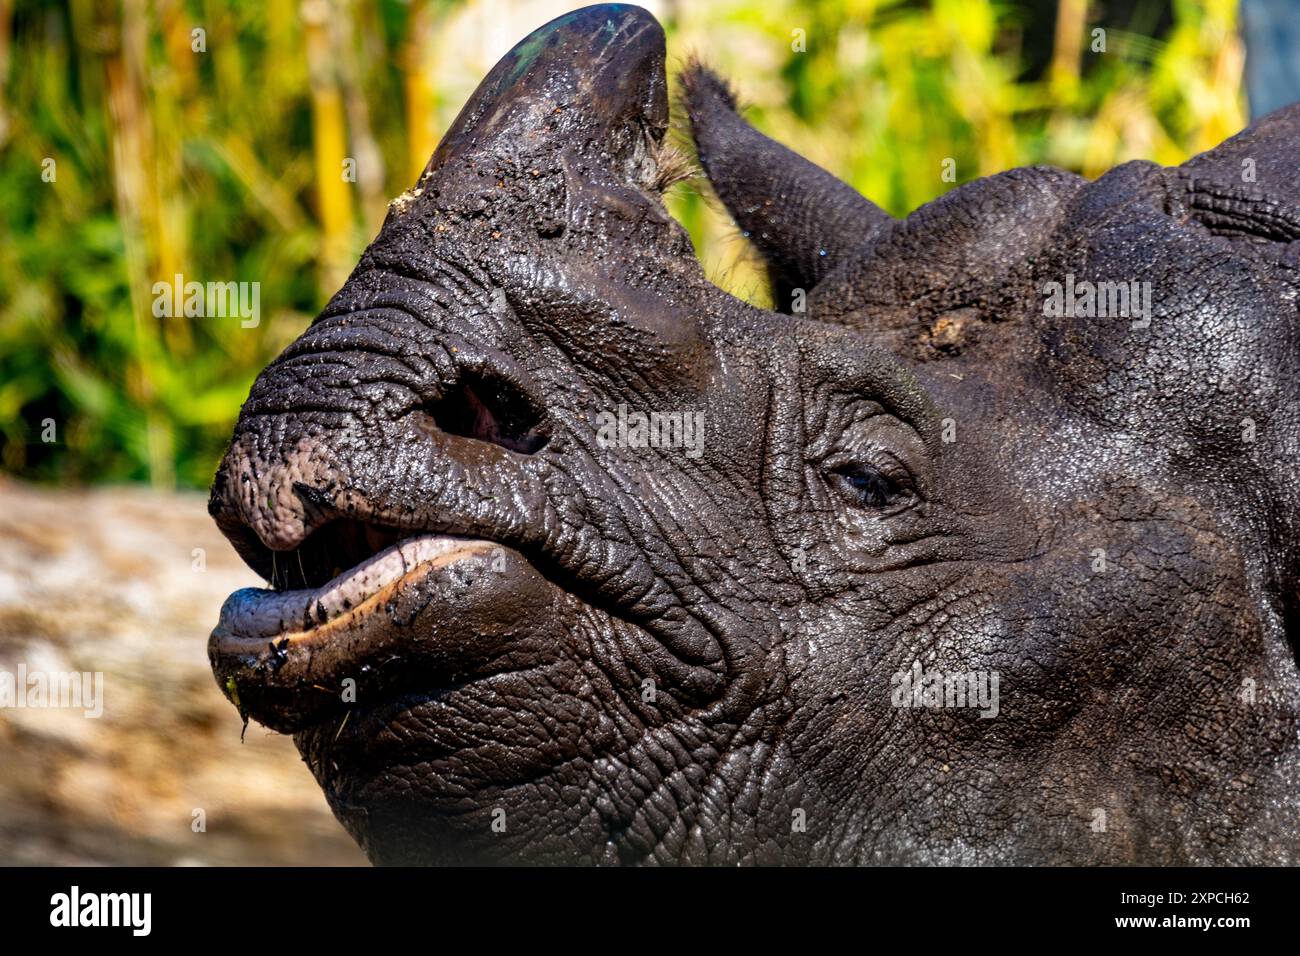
[207,533,545,733]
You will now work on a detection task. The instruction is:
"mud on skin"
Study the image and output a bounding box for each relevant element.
[207,4,1300,864]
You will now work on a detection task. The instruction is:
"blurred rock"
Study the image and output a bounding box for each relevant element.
[0,477,367,865]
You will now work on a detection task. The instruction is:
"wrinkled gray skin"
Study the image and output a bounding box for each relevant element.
[208,5,1300,864]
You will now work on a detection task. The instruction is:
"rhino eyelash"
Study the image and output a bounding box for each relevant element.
[830,463,915,511]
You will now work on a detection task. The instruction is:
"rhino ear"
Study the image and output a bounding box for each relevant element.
[1175,103,1300,241]
[681,63,892,312]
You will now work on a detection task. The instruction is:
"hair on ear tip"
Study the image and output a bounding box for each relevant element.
[651,140,698,192]
[678,55,744,116]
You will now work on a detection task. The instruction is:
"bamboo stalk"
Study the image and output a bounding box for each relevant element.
[302,0,355,294]
[105,0,174,488]
[0,0,12,149]
[1049,0,1088,103]
[331,0,386,236]
[401,0,437,184]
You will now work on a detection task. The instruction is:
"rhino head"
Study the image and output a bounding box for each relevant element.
[207,4,1300,864]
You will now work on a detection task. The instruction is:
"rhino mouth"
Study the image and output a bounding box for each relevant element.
[214,531,498,638]
[209,519,564,735]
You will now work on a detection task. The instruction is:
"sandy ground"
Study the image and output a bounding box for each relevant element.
[0,477,367,865]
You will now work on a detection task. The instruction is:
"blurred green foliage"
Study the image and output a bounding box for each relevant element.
[0,0,1245,488]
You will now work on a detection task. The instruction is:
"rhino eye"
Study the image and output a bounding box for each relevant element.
[833,464,909,510]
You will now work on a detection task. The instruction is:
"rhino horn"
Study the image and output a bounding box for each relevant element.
[413,4,670,204]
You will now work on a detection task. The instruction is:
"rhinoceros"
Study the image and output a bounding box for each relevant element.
[207,4,1300,865]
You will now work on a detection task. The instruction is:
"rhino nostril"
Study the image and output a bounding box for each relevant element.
[423,369,549,455]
